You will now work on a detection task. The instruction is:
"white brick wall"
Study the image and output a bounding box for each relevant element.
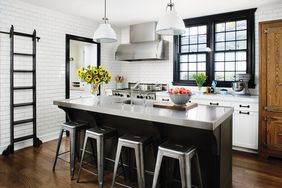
[0,0,121,153]
[118,2,282,94]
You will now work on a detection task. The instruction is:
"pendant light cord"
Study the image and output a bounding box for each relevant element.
[103,0,108,23]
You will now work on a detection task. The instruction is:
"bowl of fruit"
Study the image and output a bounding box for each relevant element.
[168,87,192,105]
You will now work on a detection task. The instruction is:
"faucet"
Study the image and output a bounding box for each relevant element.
[130,81,140,105]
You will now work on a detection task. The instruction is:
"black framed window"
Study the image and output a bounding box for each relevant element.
[179,25,208,81]
[173,9,256,88]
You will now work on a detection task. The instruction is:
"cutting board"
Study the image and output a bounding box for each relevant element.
[153,102,198,111]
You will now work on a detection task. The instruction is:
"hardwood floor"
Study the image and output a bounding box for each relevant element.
[0,139,282,188]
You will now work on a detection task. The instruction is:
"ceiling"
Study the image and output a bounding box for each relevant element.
[21,0,279,27]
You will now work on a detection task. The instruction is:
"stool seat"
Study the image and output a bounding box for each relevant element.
[63,121,88,129]
[119,134,152,145]
[159,141,194,155]
[86,127,116,137]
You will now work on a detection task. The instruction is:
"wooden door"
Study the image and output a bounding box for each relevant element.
[260,20,282,158]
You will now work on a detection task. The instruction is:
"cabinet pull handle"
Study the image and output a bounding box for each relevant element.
[210,102,219,106]
[239,104,250,108]
[162,98,169,102]
[278,133,282,136]
[239,111,250,115]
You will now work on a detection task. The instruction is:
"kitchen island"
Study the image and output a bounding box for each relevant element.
[54,96,234,188]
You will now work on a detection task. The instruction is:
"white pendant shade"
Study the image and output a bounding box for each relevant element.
[93,0,117,43]
[156,2,186,35]
[93,23,117,43]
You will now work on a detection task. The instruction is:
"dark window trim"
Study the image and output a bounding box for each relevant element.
[173,8,256,88]
[65,34,101,99]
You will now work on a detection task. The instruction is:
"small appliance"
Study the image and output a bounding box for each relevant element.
[232,74,252,95]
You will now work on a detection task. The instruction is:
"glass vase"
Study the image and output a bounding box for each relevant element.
[90,83,100,97]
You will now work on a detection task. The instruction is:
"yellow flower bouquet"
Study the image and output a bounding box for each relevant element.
[77,65,112,95]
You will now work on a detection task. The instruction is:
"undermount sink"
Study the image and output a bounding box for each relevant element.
[115,99,153,106]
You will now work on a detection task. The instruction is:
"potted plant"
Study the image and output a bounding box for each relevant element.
[77,65,112,96]
[193,73,207,93]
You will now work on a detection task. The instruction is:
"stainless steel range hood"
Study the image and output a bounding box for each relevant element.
[115,22,168,61]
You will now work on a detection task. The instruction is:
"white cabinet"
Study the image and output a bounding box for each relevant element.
[232,110,258,150]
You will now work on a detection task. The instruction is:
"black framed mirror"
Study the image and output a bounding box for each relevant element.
[65,34,101,99]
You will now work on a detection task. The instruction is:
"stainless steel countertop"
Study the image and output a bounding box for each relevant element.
[53,96,234,131]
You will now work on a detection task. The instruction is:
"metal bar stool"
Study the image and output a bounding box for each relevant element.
[77,127,117,188]
[152,141,203,188]
[52,121,88,179]
[111,134,153,188]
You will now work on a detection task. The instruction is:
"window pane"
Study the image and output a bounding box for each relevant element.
[180,63,188,71]
[197,54,206,61]
[225,62,235,71]
[198,63,206,71]
[225,52,235,61]
[236,41,247,50]
[225,72,235,81]
[215,53,224,61]
[215,72,224,81]
[216,33,225,42]
[216,23,225,32]
[236,20,247,30]
[236,30,247,40]
[189,72,196,80]
[189,45,197,52]
[226,42,236,50]
[236,52,246,61]
[198,35,206,43]
[198,44,206,52]
[181,37,189,45]
[180,55,188,62]
[226,22,235,31]
[190,35,197,44]
[215,62,224,71]
[216,42,225,51]
[236,61,246,71]
[189,63,197,71]
[189,54,197,62]
[181,46,189,53]
[226,32,235,41]
[190,27,198,35]
[198,26,207,34]
[180,72,188,80]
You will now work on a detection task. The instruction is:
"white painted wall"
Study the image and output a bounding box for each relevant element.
[0,0,121,153]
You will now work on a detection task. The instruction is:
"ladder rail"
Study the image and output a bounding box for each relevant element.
[10,25,15,154]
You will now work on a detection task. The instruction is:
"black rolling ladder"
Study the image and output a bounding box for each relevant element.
[2,25,42,156]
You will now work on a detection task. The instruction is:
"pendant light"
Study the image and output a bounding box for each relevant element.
[93,0,117,43]
[156,0,186,35]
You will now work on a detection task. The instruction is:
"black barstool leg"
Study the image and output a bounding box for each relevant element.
[53,129,64,171]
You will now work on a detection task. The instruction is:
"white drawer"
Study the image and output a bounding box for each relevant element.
[191,99,231,107]
[233,102,258,112]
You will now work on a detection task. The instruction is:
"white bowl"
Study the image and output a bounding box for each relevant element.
[169,94,191,105]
